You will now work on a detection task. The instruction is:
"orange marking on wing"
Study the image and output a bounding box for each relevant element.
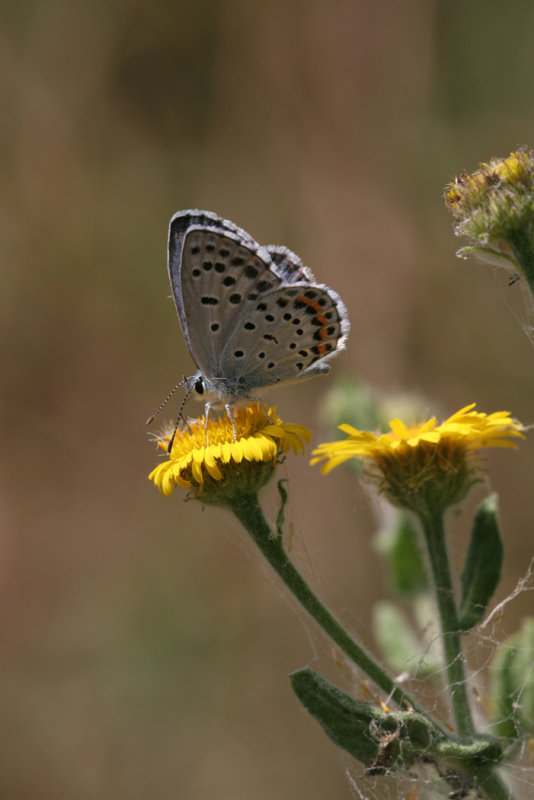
[296,295,322,311]
[295,296,334,343]
[296,296,330,320]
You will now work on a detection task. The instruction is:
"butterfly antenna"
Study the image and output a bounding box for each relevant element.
[167,382,195,454]
[146,377,187,426]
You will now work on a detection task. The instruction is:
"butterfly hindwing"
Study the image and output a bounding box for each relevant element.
[218,282,348,391]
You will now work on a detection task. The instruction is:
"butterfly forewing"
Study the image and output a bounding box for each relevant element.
[175,225,284,381]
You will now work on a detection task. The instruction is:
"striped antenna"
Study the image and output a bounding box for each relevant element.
[146,377,188,426]
[166,382,195,454]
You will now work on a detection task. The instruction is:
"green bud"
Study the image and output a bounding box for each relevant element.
[319,376,378,433]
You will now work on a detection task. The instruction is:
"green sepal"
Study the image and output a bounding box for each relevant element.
[458,494,503,631]
[373,601,440,679]
[456,245,517,268]
[374,512,428,595]
[490,617,534,739]
[289,668,437,771]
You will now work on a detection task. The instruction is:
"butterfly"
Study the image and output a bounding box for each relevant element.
[149,210,350,438]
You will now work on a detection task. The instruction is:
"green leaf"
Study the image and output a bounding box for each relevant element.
[289,668,437,771]
[290,668,399,768]
[458,494,503,631]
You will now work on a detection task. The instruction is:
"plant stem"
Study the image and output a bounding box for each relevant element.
[508,227,534,297]
[228,492,433,720]
[419,509,475,739]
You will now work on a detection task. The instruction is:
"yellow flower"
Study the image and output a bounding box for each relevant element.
[149,402,310,502]
[311,404,523,514]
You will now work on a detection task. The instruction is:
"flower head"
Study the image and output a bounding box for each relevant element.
[311,404,523,514]
[149,402,310,503]
[444,148,534,269]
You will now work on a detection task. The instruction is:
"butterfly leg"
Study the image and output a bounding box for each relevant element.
[202,402,214,446]
[248,396,274,424]
[224,404,238,441]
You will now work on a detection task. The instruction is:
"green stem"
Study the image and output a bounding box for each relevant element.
[228,492,432,719]
[508,228,534,297]
[419,509,475,739]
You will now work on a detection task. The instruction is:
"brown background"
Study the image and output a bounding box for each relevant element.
[3,1,534,798]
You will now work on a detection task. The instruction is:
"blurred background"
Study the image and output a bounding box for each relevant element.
[3,1,534,797]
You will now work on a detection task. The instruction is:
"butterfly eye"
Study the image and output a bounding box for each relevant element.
[194,378,205,395]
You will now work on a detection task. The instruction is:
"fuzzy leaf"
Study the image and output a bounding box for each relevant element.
[290,668,437,771]
[290,668,391,766]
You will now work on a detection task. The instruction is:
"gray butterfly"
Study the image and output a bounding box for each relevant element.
[150,210,350,434]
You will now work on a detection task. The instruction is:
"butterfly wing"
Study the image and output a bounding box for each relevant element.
[168,210,350,400]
